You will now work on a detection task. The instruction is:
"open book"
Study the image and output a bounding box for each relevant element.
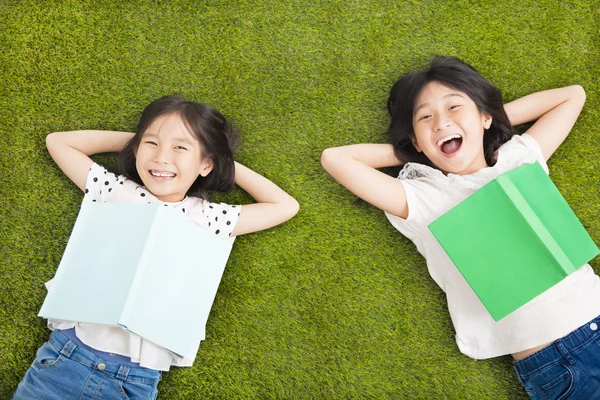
[38,201,233,359]
[429,161,599,321]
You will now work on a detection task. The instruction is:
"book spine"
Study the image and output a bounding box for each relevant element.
[497,175,576,274]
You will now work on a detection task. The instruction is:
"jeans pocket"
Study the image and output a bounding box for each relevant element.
[538,365,575,400]
[118,379,159,400]
[32,341,64,369]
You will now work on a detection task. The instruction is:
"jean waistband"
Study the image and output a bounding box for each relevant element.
[49,329,161,384]
[59,328,141,368]
[514,314,600,379]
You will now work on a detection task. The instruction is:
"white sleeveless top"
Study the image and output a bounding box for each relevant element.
[385,134,600,359]
[45,163,240,370]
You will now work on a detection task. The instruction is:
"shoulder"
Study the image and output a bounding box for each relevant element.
[84,163,150,203]
[497,134,549,174]
[185,197,241,239]
[385,164,447,236]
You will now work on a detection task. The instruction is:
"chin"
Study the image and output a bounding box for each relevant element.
[435,160,470,176]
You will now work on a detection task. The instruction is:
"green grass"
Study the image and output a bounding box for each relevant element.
[1,0,599,398]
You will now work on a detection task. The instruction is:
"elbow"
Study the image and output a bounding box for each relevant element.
[573,85,586,104]
[568,85,586,108]
[46,132,56,148]
[46,131,62,152]
[277,195,300,224]
[285,197,300,220]
[320,147,340,172]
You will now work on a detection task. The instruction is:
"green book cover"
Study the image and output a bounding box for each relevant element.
[428,162,599,321]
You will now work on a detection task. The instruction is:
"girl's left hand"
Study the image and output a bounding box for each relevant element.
[504,85,586,160]
[230,162,299,236]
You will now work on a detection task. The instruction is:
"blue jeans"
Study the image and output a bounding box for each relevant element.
[13,330,161,400]
[514,314,600,399]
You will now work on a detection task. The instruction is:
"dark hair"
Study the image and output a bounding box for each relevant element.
[386,56,514,168]
[117,95,239,199]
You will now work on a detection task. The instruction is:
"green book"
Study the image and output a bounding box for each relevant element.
[428,162,599,321]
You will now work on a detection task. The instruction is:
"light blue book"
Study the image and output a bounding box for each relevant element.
[38,201,234,360]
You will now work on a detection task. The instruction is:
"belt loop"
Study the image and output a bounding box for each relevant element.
[60,340,77,358]
[555,340,576,365]
[117,365,130,380]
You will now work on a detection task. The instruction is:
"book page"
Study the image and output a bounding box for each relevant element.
[38,202,156,325]
[119,206,233,359]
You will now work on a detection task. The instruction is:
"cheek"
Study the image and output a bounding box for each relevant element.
[134,158,144,176]
[133,149,146,173]
[411,130,426,152]
[178,156,201,175]
[133,152,143,168]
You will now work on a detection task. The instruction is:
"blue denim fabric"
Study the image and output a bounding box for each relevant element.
[514,314,600,400]
[13,330,161,400]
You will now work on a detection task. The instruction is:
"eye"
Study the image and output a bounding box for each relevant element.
[418,114,432,121]
[144,141,158,146]
[449,104,461,110]
[175,145,188,151]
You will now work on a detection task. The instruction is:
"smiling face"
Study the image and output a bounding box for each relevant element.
[411,81,493,175]
[134,113,213,202]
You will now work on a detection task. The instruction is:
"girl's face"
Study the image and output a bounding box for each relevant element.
[411,81,492,175]
[135,113,213,202]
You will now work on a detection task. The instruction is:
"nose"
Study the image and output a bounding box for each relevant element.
[153,145,171,164]
[433,111,452,131]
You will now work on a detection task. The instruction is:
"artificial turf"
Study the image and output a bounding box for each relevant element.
[1,1,598,398]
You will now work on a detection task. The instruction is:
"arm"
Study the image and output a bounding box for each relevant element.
[321,144,408,218]
[46,130,135,191]
[504,85,586,160]
[230,162,299,236]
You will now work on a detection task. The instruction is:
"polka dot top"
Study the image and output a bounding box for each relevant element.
[84,163,241,239]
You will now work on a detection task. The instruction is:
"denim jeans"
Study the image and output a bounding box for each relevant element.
[514,314,600,399]
[13,330,161,400]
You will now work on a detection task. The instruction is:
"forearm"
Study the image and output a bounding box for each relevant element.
[47,130,135,156]
[321,143,402,171]
[506,86,586,160]
[46,130,135,191]
[230,162,299,236]
[234,162,296,205]
[321,144,409,218]
[504,86,585,126]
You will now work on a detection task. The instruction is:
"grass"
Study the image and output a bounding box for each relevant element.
[1,0,598,398]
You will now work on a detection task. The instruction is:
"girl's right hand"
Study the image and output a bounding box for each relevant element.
[321,144,409,219]
[46,130,134,191]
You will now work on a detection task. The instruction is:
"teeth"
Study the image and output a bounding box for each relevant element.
[150,170,175,178]
[436,134,461,147]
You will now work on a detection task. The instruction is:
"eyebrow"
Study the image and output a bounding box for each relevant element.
[414,93,464,114]
[142,132,194,146]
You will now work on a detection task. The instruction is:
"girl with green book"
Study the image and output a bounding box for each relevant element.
[13,96,299,399]
[322,56,600,399]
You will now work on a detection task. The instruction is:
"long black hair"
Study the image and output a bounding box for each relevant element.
[117,95,239,199]
[386,56,514,168]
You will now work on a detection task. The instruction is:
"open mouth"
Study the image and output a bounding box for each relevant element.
[149,170,176,180]
[437,134,463,155]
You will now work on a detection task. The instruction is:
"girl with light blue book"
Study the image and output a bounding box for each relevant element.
[321,56,600,399]
[13,96,299,399]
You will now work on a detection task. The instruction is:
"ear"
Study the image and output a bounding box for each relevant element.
[411,135,422,152]
[198,158,214,177]
[483,114,493,130]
